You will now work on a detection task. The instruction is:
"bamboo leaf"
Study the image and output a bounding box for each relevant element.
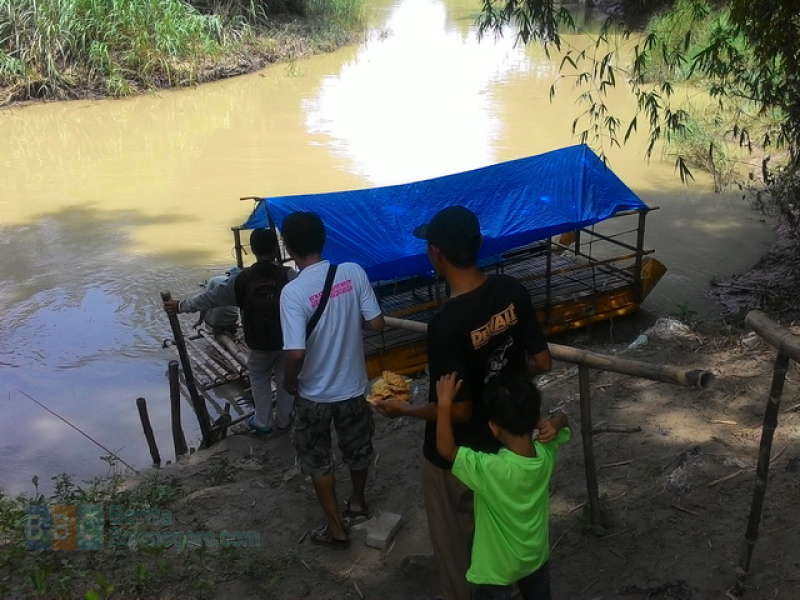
[624,117,638,143]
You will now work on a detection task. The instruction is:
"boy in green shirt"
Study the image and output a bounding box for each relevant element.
[435,372,570,600]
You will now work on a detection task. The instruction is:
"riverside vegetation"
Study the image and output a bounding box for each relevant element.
[0,0,364,104]
[481,0,800,240]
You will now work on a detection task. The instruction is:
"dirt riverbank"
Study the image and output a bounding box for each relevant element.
[3,317,798,599]
[710,224,800,322]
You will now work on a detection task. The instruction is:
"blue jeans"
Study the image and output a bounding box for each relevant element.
[473,562,551,600]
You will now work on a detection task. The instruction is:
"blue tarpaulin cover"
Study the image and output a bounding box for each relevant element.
[241,144,647,282]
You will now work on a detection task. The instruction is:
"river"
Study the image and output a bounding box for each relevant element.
[0,0,772,494]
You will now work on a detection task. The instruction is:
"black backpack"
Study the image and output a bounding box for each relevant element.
[236,262,290,351]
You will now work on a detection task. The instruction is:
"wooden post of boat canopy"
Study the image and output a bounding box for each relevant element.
[232,227,244,269]
[161,291,214,447]
[578,366,603,530]
[633,210,647,302]
[544,237,553,326]
[136,397,161,467]
[168,360,188,460]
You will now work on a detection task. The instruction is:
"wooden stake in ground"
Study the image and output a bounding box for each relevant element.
[161,291,213,447]
[168,360,188,460]
[733,351,790,596]
[578,365,603,529]
[136,397,161,467]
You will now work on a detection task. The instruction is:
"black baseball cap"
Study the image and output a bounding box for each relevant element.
[413,206,482,265]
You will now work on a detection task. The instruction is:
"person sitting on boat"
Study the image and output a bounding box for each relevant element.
[164,228,295,434]
[279,211,385,548]
[375,206,554,600]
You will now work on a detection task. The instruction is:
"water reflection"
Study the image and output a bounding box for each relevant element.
[305,0,531,185]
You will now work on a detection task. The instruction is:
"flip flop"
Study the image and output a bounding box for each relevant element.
[247,416,272,435]
[309,524,350,549]
[343,498,371,520]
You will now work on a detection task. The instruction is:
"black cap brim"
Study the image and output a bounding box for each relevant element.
[413,224,429,239]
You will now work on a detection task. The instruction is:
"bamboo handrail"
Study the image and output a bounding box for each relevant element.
[745,310,800,363]
[731,311,800,597]
[383,316,713,388]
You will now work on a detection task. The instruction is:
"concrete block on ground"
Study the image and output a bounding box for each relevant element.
[365,511,402,549]
[349,516,375,543]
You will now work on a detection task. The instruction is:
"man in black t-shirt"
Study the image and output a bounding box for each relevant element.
[376,206,553,600]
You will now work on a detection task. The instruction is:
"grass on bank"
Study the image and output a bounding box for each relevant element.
[0,468,262,600]
[0,0,364,103]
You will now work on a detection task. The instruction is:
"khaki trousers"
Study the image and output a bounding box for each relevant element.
[422,457,474,600]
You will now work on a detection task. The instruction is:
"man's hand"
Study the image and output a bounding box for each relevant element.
[435,372,462,409]
[537,412,568,443]
[374,396,409,418]
[163,299,180,315]
[284,379,299,397]
[536,418,557,443]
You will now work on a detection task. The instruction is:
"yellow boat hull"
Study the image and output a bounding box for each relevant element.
[366,257,666,378]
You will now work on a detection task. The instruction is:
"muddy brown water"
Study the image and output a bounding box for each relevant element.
[0,0,772,493]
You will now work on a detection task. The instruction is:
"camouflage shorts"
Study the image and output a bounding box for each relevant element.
[293,395,374,477]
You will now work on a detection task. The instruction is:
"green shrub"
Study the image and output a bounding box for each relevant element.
[641,0,753,83]
[0,0,363,100]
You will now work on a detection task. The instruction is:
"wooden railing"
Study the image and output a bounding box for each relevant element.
[730,311,800,597]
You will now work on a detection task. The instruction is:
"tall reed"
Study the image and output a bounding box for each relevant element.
[0,0,363,100]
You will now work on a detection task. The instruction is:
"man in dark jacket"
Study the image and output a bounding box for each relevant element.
[164,228,294,433]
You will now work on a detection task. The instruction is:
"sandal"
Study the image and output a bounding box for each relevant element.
[247,416,272,435]
[309,524,350,549]
[343,498,371,520]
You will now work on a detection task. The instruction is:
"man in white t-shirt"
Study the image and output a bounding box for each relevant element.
[280,211,385,548]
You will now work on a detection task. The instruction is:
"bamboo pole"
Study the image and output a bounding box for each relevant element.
[746,310,800,363]
[164,341,214,389]
[216,333,250,369]
[544,236,552,325]
[548,343,713,388]
[578,366,602,529]
[633,210,647,303]
[177,369,226,416]
[136,397,161,467]
[185,343,224,385]
[733,351,790,596]
[161,291,213,447]
[232,227,244,269]
[383,316,714,388]
[197,330,246,374]
[186,337,235,382]
[168,361,188,460]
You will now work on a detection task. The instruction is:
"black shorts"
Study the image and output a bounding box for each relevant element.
[293,395,374,477]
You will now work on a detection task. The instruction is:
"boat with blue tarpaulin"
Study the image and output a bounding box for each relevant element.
[235,144,666,377]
